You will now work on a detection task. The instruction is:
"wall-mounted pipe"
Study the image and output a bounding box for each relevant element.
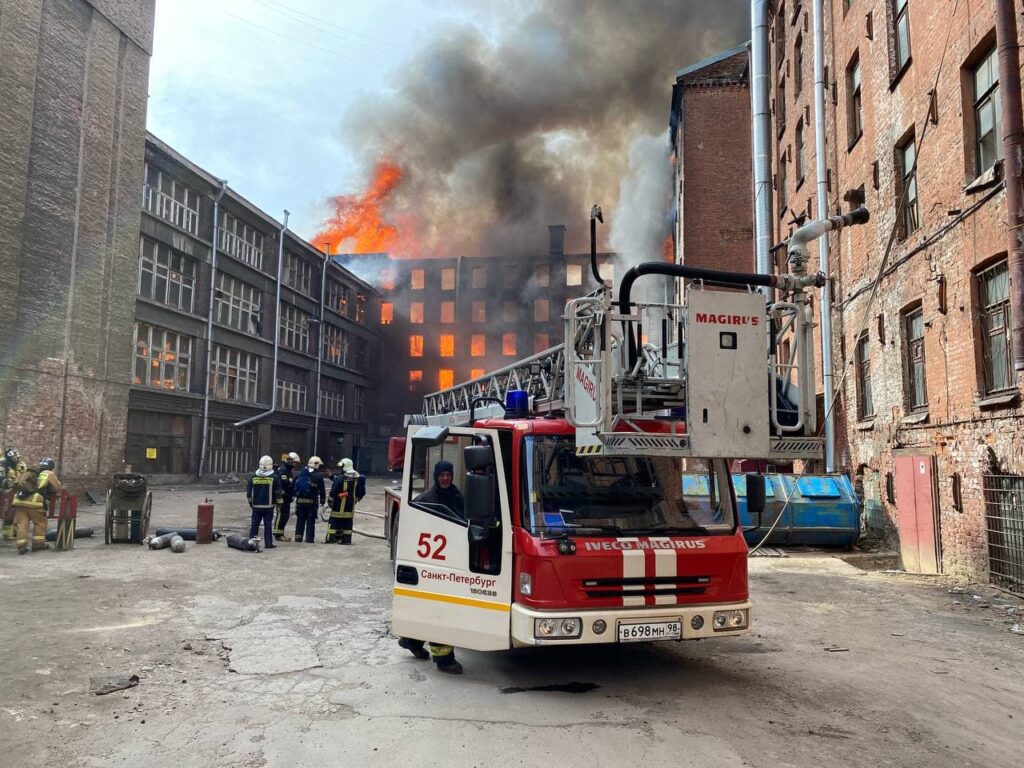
[312,243,329,457]
[994,0,1024,374]
[812,0,835,470]
[751,0,773,295]
[235,210,290,428]
[197,180,228,478]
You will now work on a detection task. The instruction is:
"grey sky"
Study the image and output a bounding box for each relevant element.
[149,1,747,249]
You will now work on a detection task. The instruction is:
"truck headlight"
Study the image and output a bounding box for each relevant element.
[534,617,582,639]
[713,609,748,631]
[518,572,532,596]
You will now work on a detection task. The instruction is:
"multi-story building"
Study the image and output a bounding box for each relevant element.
[338,226,616,434]
[0,0,155,483]
[766,0,1024,585]
[131,135,383,479]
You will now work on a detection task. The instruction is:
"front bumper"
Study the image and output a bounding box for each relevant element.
[510,600,753,647]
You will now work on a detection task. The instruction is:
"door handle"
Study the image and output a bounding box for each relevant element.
[395,565,418,585]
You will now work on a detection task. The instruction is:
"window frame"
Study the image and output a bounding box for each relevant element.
[209,345,260,404]
[855,333,874,420]
[279,302,310,354]
[971,45,1002,175]
[138,237,197,313]
[892,0,911,79]
[214,272,260,334]
[895,132,920,239]
[847,53,863,149]
[902,305,928,413]
[975,258,1014,395]
[133,323,193,392]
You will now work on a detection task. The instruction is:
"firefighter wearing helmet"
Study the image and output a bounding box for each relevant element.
[2,447,27,541]
[247,455,282,549]
[326,457,365,544]
[273,451,301,541]
[12,458,61,555]
[292,456,326,543]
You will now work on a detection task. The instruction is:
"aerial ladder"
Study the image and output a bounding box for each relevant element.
[417,208,870,464]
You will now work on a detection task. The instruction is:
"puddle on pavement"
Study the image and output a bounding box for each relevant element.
[500,682,600,695]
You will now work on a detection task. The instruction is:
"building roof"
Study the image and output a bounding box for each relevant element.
[674,43,750,86]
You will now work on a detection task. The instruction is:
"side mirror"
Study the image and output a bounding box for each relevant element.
[465,472,496,525]
[464,444,495,472]
[411,425,448,448]
[745,473,766,527]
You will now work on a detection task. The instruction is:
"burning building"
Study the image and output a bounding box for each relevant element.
[337,225,616,434]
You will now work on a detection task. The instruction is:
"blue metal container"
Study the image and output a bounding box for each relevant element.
[732,474,861,549]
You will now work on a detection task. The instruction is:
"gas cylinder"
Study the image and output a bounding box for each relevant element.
[196,500,214,544]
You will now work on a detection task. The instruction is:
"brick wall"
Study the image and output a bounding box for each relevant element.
[0,0,154,485]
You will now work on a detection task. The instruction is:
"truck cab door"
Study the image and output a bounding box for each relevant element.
[392,425,512,651]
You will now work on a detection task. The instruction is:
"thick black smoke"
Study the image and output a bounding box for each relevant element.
[341,0,748,258]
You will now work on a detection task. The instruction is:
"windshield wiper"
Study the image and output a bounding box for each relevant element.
[620,525,710,536]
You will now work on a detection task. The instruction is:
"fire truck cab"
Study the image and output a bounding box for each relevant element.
[388,210,869,652]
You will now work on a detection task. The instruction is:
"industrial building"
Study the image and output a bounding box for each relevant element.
[131,135,384,480]
[675,0,1024,587]
[338,228,616,435]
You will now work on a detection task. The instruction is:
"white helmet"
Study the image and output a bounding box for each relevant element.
[259,455,274,471]
[287,452,300,464]
[337,458,354,471]
[308,456,322,469]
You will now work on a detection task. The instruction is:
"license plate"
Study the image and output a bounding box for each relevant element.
[617,620,682,642]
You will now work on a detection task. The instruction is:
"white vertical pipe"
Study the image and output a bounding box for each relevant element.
[751,0,774,294]
[812,0,835,471]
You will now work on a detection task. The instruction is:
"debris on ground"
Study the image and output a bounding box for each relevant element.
[1010,624,1024,635]
[91,674,140,696]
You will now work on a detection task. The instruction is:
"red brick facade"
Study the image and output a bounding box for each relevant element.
[767,0,1024,580]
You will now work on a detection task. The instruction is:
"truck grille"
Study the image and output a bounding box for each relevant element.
[581,575,710,600]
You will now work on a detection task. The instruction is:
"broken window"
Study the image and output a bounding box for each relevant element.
[409,335,424,357]
[472,301,486,323]
[438,369,454,389]
[380,302,393,325]
[134,323,192,391]
[138,237,197,312]
[441,267,456,290]
[503,333,517,356]
[471,334,486,357]
[440,334,455,357]
[408,370,423,391]
[411,269,425,290]
[441,301,455,324]
[410,302,424,324]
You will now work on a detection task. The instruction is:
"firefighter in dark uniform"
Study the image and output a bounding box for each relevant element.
[326,458,364,544]
[247,455,282,549]
[2,447,27,541]
[397,460,465,674]
[13,458,60,555]
[273,451,300,541]
[293,456,326,543]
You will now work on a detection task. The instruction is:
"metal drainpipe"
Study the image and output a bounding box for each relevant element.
[197,180,228,479]
[312,243,329,458]
[751,0,774,296]
[235,211,289,429]
[812,0,836,471]
[994,0,1024,375]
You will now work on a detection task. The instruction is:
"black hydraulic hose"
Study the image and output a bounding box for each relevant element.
[617,263,780,367]
[590,216,603,283]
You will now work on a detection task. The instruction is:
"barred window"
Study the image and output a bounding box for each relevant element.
[207,422,257,475]
[283,252,313,294]
[855,333,874,419]
[902,306,927,412]
[977,260,1013,394]
[322,323,349,366]
[134,323,192,391]
[214,273,261,333]
[218,211,264,269]
[320,381,346,419]
[138,237,196,312]
[279,303,310,354]
[209,346,260,403]
[143,164,199,234]
[276,380,307,412]
[326,279,350,316]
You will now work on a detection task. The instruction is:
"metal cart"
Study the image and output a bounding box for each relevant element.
[104,473,152,544]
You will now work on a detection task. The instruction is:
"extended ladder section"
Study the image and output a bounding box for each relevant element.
[418,210,870,461]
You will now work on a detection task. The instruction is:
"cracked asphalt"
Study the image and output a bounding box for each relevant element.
[1,482,1022,767]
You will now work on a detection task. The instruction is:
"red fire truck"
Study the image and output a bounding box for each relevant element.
[386,210,868,650]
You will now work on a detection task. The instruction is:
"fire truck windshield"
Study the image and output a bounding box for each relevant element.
[522,436,734,537]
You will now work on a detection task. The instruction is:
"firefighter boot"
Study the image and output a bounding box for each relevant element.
[32,541,50,551]
[398,638,430,660]
[430,644,463,674]
[435,657,464,675]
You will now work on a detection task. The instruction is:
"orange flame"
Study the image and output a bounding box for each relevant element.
[313,161,423,257]
[662,234,675,263]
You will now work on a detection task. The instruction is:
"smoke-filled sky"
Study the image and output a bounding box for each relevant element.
[151,0,748,259]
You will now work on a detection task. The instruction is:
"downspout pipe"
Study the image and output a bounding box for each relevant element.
[312,244,329,457]
[751,0,773,295]
[235,210,290,428]
[994,0,1024,374]
[812,0,836,470]
[197,180,228,479]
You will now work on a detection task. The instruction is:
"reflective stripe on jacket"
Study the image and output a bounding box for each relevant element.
[13,470,61,508]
